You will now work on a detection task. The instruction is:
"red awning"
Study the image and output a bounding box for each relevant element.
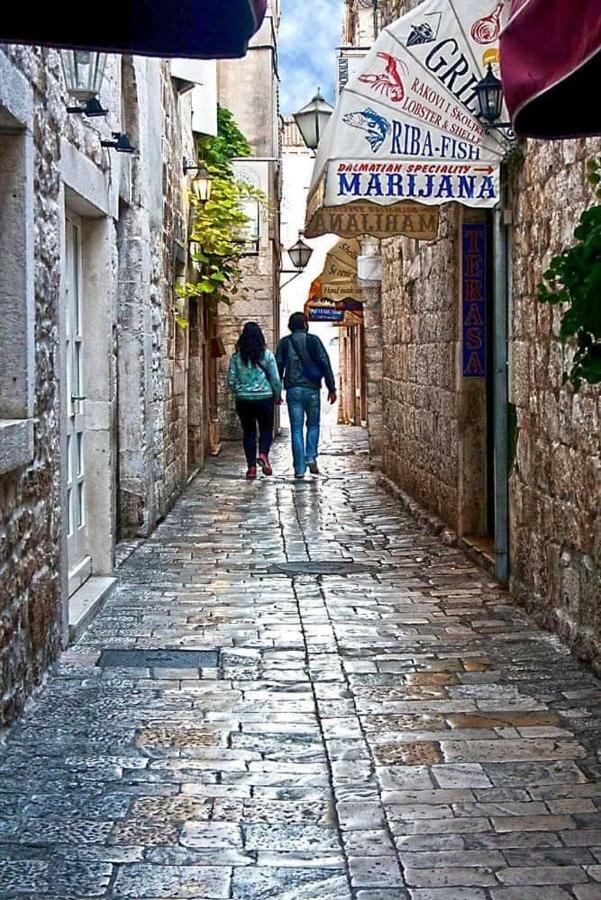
[500,0,601,138]
[0,0,267,59]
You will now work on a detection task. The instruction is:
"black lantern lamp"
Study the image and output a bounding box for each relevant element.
[281,233,314,287]
[475,64,512,132]
[288,235,313,270]
[183,159,214,204]
[62,50,108,115]
[101,132,136,153]
[293,89,334,151]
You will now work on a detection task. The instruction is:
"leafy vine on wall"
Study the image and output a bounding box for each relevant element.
[538,158,601,391]
[176,107,267,326]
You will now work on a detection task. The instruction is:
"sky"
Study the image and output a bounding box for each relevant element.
[279,0,344,117]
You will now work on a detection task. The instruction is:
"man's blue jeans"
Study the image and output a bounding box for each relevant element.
[287,387,321,476]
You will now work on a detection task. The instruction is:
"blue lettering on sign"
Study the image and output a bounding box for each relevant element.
[389,120,481,160]
[337,171,497,203]
[462,223,487,378]
[308,308,344,322]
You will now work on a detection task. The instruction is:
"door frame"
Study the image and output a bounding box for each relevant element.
[64,211,92,595]
[58,158,117,642]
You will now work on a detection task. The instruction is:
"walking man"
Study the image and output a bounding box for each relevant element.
[276,312,337,478]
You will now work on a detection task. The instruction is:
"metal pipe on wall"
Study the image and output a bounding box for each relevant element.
[493,201,509,584]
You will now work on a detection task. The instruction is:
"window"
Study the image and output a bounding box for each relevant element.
[0,58,34,475]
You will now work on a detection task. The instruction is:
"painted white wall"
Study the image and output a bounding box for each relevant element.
[280,143,337,330]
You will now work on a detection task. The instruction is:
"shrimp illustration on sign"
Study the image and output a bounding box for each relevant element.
[471,1,506,44]
[359,52,408,103]
[343,108,391,153]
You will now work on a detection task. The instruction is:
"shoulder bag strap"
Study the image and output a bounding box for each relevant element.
[256,357,275,396]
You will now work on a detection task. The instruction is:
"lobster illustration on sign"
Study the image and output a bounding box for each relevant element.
[359,52,408,103]
[471,1,505,44]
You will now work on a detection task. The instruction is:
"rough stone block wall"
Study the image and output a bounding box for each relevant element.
[218,251,278,441]
[0,45,116,726]
[380,207,461,527]
[1,48,197,727]
[157,69,191,511]
[509,138,601,667]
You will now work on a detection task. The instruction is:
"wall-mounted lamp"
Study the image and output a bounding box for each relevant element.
[281,234,314,288]
[61,50,107,112]
[183,158,214,204]
[66,97,108,117]
[101,132,136,153]
[293,89,334,151]
[475,64,513,134]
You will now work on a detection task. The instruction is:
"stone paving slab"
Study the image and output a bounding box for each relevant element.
[2,427,601,898]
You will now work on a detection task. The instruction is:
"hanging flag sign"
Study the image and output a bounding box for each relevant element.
[306,0,509,240]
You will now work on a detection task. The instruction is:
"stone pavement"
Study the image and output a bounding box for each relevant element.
[3,427,601,899]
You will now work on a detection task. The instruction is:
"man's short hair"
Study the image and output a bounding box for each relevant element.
[288,312,307,332]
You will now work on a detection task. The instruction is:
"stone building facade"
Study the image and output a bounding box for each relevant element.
[215,0,282,440]
[0,45,212,728]
[509,140,601,665]
[343,1,601,667]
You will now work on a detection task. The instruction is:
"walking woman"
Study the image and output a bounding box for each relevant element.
[227,322,282,479]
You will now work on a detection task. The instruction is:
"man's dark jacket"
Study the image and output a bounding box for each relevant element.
[276,331,336,393]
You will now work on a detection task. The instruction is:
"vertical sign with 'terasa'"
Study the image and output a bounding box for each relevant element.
[462,223,486,377]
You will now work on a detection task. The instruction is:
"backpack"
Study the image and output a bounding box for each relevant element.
[287,334,323,384]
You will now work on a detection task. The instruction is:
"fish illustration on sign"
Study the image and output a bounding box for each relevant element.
[471,1,505,44]
[406,12,442,46]
[359,52,408,103]
[343,108,391,153]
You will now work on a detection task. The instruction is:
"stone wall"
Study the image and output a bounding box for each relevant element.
[355,0,600,666]
[218,247,279,440]
[509,138,601,667]
[380,207,461,527]
[0,49,64,724]
[216,22,281,443]
[157,71,193,511]
[0,45,105,725]
[0,47,197,728]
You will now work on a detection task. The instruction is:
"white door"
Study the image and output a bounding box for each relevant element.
[65,213,91,594]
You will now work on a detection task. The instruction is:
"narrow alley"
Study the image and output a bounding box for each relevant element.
[2,430,601,899]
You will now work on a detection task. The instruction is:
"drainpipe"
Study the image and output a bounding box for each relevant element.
[493,197,509,584]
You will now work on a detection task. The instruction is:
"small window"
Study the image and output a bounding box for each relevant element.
[0,80,35,475]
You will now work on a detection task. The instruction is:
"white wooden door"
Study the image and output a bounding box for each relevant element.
[65,214,91,593]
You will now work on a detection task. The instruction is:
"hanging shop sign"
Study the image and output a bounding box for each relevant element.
[500,0,601,138]
[310,239,362,302]
[306,0,509,240]
[462,222,487,377]
[305,239,365,324]
[308,308,346,322]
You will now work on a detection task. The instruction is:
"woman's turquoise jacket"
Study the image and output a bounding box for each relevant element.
[226,349,282,401]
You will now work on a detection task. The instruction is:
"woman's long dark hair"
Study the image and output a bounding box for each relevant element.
[237,321,266,367]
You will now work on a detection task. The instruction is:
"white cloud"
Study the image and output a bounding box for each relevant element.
[279,0,343,115]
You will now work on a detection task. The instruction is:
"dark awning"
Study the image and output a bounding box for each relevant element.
[500,0,601,138]
[0,0,267,59]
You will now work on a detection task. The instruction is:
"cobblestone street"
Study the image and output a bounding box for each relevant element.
[2,428,601,899]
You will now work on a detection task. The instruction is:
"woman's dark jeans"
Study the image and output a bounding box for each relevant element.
[235,398,275,466]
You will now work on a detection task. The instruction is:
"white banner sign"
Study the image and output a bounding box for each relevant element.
[306,0,509,238]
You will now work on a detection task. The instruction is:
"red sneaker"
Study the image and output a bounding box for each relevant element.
[246,466,257,480]
[258,454,273,476]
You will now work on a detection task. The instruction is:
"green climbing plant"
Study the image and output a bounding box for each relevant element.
[538,157,601,390]
[175,107,267,326]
